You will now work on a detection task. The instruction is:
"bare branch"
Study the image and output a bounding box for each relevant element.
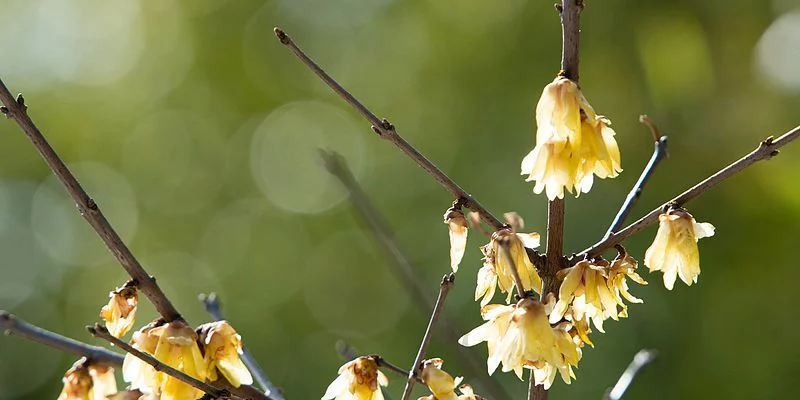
[320,150,512,399]
[603,349,657,400]
[274,28,504,231]
[199,293,284,400]
[1,311,123,366]
[604,116,668,238]
[400,274,456,400]
[87,324,230,399]
[0,78,181,322]
[577,124,800,260]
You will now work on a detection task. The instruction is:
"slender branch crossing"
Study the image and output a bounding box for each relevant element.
[273,28,505,231]
[1,311,124,366]
[604,349,657,400]
[400,274,456,400]
[604,116,668,238]
[578,124,800,260]
[0,78,181,322]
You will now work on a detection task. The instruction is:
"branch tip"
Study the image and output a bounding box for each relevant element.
[273,27,289,44]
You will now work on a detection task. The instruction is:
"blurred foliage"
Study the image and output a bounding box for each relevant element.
[1,0,799,399]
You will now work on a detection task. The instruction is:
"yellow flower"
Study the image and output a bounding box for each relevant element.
[151,321,208,400]
[197,320,253,387]
[644,208,715,290]
[322,356,388,400]
[122,322,161,395]
[460,298,559,378]
[418,358,462,400]
[607,252,648,316]
[550,260,619,332]
[521,76,621,200]
[477,229,542,304]
[58,358,117,400]
[444,207,469,273]
[100,283,138,338]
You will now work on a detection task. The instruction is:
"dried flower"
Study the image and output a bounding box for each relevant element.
[456,385,484,400]
[476,228,541,305]
[100,283,138,338]
[550,260,619,332]
[322,356,388,400]
[197,321,253,387]
[444,207,468,273]
[57,358,117,400]
[521,76,621,200]
[418,358,462,400]
[644,208,715,290]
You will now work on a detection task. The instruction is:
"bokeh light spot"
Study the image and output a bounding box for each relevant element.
[754,11,800,93]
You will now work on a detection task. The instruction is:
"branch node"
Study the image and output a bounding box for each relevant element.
[15,93,25,108]
[273,27,290,44]
[554,3,563,13]
[770,149,780,158]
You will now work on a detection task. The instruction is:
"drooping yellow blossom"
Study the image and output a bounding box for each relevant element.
[607,252,648,317]
[197,320,253,387]
[57,358,117,400]
[122,321,161,395]
[460,298,559,378]
[322,356,388,400]
[100,283,138,338]
[644,208,715,290]
[521,76,622,200]
[417,358,462,400]
[550,260,619,332]
[476,228,542,305]
[444,207,468,273]
[123,320,207,400]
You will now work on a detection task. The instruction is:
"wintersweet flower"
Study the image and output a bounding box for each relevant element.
[607,252,648,317]
[456,385,484,400]
[197,320,253,387]
[57,358,117,400]
[100,283,138,338]
[477,228,542,304]
[444,207,468,273]
[644,208,715,290]
[418,358,462,400]
[550,260,619,331]
[150,320,208,400]
[122,321,161,394]
[322,356,388,400]
[460,298,561,379]
[521,76,622,200]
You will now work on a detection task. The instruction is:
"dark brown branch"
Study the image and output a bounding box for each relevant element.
[0,78,181,322]
[199,293,283,400]
[604,116,668,238]
[274,28,504,231]
[577,124,800,260]
[320,150,511,399]
[374,356,423,384]
[1,311,123,366]
[603,349,657,400]
[400,274,456,400]
[87,324,230,399]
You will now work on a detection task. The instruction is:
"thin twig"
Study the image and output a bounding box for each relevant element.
[320,150,511,399]
[87,324,230,399]
[374,356,423,384]
[400,274,456,400]
[0,78,181,322]
[0,311,124,366]
[603,116,668,238]
[498,239,530,299]
[577,124,800,260]
[603,349,657,400]
[199,293,283,400]
[274,28,505,231]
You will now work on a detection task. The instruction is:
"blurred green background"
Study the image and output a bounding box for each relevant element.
[1,0,799,399]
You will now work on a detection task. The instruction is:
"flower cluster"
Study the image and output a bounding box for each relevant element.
[57,358,117,400]
[521,76,622,200]
[475,228,542,305]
